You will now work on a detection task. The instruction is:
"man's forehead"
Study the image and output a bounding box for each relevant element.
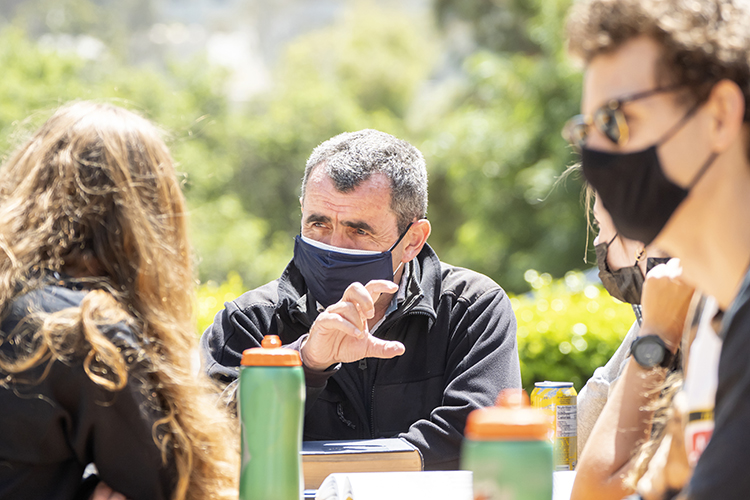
[302,170,398,233]
[582,36,661,111]
[304,169,392,202]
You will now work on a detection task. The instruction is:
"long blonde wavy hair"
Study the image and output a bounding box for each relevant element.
[0,101,237,500]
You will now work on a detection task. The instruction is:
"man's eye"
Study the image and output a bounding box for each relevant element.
[355,228,368,236]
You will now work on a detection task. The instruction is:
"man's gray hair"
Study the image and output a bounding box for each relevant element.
[301,129,428,233]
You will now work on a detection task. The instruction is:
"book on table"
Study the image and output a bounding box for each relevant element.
[301,438,423,490]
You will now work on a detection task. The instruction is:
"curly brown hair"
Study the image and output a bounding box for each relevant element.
[566,0,750,155]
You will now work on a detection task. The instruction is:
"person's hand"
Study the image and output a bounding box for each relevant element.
[640,258,695,352]
[90,481,129,500]
[300,280,406,371]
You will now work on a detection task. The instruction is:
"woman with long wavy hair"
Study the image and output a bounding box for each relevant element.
[0,101,237,500]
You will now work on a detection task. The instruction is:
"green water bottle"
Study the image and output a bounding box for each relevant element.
[239,335,305,500]
[461,389,553,500]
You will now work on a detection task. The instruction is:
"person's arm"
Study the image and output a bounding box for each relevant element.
[201,281,406,411]
[578,320,641,454]
[573,356,671,500]
[572,260,694,500]
[200,294,269,385]
[398,287,521,469]
[200,298,338,412]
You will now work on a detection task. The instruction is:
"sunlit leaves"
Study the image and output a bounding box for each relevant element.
[513,271,634,392]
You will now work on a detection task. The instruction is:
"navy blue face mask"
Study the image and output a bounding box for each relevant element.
[293,223,413,308]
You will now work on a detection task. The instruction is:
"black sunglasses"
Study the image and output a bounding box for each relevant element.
[562,85,683,151]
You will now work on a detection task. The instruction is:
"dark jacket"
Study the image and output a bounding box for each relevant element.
[201,244,521,469]
[0,283,175,500]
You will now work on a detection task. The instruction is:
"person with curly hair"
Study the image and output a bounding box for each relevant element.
[0,101,238,500]
[564,1,750,499]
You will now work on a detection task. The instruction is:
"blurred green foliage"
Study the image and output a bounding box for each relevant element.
[512,270,634,394]
[0,26,291,288]
[0,0,587,296]
[197,272,247,334]
[225,3,437,241]
[424,0,587,292]
[197,271,635,390]
[435,0,553,55]
[3,0,156,59]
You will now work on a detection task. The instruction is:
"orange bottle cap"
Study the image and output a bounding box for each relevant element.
[241,335,302,367]
[465,389,551,441]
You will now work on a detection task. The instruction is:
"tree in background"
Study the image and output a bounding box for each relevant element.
[0,0,590,296]
[215,2,437,258]
[426,0,586,292]
[0,25,290,288]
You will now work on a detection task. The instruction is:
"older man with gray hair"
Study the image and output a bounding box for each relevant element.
[201,129,520,469]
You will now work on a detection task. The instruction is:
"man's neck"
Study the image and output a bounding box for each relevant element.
[667,153,750,310]
[369,293,395,329]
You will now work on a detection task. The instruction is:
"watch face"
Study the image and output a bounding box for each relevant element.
[633,336,666,368]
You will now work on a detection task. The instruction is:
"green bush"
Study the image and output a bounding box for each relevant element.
[196,272,247,334]
[513,270,634,394]
[196,270,636,392]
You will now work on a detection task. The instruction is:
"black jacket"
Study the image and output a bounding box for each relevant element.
[201,244,521,469]
[0,284,175,500]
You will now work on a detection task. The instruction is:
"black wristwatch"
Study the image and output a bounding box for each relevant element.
[630,335,676,369]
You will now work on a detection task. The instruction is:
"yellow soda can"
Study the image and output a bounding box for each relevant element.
[531,381,577,471]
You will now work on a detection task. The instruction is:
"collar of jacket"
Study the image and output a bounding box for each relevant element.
[275,243,442,331]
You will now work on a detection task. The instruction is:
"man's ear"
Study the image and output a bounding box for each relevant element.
[400,219,431,262]
[707,79,746,152]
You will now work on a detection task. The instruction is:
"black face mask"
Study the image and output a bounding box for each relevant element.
[595,234,671,305]
[581,106,717,246]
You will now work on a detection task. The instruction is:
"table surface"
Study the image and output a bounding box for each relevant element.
[304,469,576,499]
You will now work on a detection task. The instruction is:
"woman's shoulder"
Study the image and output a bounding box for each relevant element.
[4,282,140,353]
[2,284,86,333]
[10,282,87,313]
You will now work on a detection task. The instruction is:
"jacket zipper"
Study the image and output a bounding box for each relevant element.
[367,308,435,439]
[370,385,376,438]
